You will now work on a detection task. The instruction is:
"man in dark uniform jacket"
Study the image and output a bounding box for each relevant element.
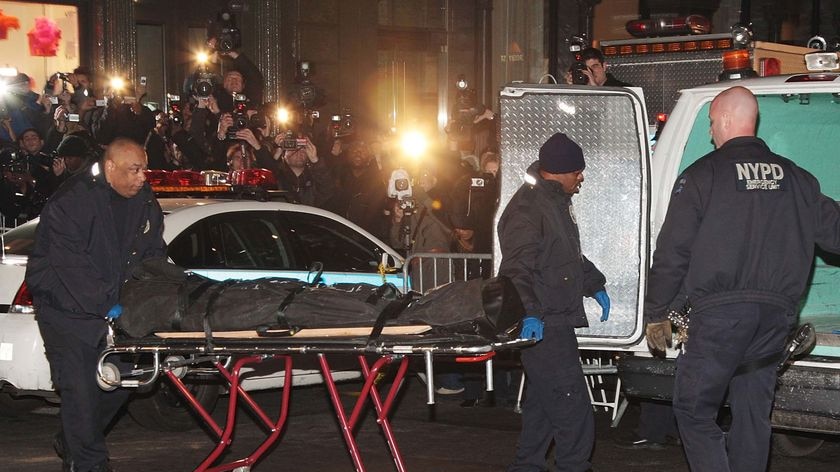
[26,138,166,472]
[644,86,840,472]
[499,133,611,471]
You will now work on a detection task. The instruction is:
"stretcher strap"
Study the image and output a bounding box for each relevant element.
[367,295,415,344]
[172,278,216,332]
[201,280,236,351]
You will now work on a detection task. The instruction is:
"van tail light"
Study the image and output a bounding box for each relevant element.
[759,57,781,76]
[10,282,35,314]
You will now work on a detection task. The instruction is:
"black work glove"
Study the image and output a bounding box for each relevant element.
[645,320,672,357]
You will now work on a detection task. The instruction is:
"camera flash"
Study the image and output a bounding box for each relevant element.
[109,77,125,91]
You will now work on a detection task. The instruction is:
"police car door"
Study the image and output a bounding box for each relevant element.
[494,85,651,348]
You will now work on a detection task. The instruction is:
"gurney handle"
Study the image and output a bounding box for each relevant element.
[455,352,495,363]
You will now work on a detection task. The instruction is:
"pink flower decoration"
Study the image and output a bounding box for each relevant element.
[27,16,62,57]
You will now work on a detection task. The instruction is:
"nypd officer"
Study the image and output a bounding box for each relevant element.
[499,133,610,471]
[644,86,840,472]
[26,138,165,472]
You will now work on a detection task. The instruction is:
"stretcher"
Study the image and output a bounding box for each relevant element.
[97,325,532,472]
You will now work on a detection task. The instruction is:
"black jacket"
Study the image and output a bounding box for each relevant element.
[498,162,606,328]
[329,164,386,234]
[603,73,632,87]
[255,151,335,208]
[25,163,165,346]
[644,136,840,322]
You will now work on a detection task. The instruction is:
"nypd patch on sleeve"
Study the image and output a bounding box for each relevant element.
[734,162,786,191]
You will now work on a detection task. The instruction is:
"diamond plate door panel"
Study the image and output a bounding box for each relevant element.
[495,87,649,345]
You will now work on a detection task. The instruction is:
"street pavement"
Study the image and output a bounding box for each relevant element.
[1,375,838,471]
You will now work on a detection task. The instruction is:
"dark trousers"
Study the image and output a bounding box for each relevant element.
[39,319,131,472]
[672,303,790,472]
[638,401,679,443]
[508,324,594,472]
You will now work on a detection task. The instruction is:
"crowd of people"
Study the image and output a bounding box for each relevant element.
[0,48,503,268]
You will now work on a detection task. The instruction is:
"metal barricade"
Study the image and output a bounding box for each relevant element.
[402,252,493,294]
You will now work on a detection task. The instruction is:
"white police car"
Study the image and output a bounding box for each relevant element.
[0,197,404,430]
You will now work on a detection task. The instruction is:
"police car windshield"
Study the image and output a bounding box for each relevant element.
[1,223,37,256]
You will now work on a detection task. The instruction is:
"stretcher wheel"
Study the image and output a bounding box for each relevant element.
[128,379,220,431]
[97,362,121,391]
[164,355,188,378]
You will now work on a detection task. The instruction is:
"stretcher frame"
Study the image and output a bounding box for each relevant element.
[97,330,531,472]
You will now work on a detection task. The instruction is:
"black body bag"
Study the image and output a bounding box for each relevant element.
[398,276,525,340]
[116,258,305,338]
[281,283,404,329]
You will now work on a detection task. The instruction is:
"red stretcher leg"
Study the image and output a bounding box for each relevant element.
[355,355,409,472]
[318,353,410,472]
[163,355,294,472]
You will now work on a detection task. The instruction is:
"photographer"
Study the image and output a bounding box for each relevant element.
[47,84,103,152]
[95,80,156,146]
[329,138,386,235]
[0,73,46,145]
[145,109,206,170]
[205,11,264,111]
[252,131,334,208]
[573,47,632,87]
[49,132,97,188]
[0,129,55,222]
[386,167,452,286]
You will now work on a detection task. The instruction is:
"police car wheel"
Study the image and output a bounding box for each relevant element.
[0,391,44,417]
[127,379,219,431]
[771,432,824,457]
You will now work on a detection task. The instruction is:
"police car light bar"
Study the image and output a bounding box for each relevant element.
[146,169,278,194]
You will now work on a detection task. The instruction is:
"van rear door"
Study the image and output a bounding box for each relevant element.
[494,85,651,348]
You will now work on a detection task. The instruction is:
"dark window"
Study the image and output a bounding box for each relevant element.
[283,212,382,272]
[168,211,298,270]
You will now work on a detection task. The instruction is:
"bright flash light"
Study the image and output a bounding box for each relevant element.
[0,67,17,77]
[0,82,8,95]
[109,76,125,91]
[196,51,209,65]
[275,107,291,124]
[400,130,428,160]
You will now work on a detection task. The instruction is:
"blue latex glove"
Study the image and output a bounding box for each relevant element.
[594,290,610,322]
[519,316,544,341]
[106,304,123,320]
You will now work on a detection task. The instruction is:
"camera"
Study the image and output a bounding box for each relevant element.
[279,129,308,150]
[209,10,242,53]
[1,150,27,175]
[294,62,317,108]
[330,108,354,138]
[570,62,589,85]
[192,70,215,98]
[167,93,183,125]
[568,35,589,85]
[387,168,413,201]
[226,93,249,140]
